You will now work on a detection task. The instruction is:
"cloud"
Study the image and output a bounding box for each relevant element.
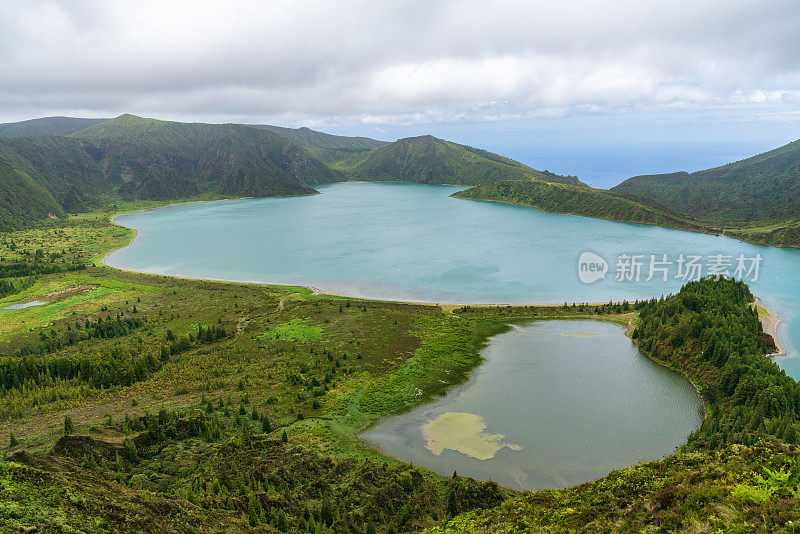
[0,0,799,126]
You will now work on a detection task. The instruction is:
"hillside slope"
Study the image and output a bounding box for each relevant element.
[0,136,108,212]
[453,179,713,232]
[70,114,340,199]
[253,124,386,150]
[0,145,64,230]
[612,138,800,224]
[340,135,586,186]
[0,117,107,138]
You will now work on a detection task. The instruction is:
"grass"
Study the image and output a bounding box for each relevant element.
[260,319,324,342]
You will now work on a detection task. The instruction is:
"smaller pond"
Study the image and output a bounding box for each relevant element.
[361,320,703,490]
[3,300,48,310]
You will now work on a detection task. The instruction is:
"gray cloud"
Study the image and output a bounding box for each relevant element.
[1,0,799,126]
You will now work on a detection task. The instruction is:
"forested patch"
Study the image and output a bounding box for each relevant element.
[0,322,227,397]
[631,277,800,447]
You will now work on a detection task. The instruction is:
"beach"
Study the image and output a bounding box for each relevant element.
[755,296,786,356]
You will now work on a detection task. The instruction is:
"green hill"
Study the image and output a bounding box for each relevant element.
[254,125,388,167]
[0,145,64,230]
[612,139,800,225]
[455,138,800,247]
[0,136,108,212]
[0,114,344,226]
[253,124,386,150]
[0,117,107,138]
[339,135,586,186]
[453,179,712,232]
[68,114,340,199]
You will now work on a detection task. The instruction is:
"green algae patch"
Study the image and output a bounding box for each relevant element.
[560,331,600,337]
[422,412,522,461]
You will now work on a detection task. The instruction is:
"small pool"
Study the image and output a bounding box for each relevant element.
[4,300,48,310]
[361,320,704,490]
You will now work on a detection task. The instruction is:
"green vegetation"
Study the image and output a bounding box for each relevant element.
[337,135,585,186]
[632,279,799,449]
[434,442,800,533]
[0,116,107,138]
[1,135,108,213]
[0,146,64,231]
[613,139,800,223]
[70,114,340,199]
[4,114,800,248]
[261,319,324,342]
[254,124,388,168]
[0,114,338,229]
[452,179,714,233]
[611,138,800,246]
[254,124,387,150]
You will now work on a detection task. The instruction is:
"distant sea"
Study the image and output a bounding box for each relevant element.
[486,141,780,189]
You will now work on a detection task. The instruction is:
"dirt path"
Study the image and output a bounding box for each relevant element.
[278,293,300,310]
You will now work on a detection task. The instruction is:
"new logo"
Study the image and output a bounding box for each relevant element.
[578,251,608,284]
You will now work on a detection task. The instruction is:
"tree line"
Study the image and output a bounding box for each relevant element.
[631,277,800,447]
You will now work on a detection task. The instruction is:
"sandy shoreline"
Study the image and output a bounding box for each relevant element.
[755,296,786,357]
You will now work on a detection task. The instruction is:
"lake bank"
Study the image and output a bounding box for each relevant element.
[756,296,786,356]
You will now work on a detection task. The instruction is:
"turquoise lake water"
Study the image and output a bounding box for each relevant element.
[106,181,800,378]
[362,320,703,490]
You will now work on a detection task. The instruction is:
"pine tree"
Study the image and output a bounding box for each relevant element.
[125,439,139,462]
[275,509,289,532]
[247,494,263,527]
[64,415,75,435]
[784,425,797,444]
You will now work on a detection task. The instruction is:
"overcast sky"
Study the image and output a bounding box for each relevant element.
[1,0,799,183]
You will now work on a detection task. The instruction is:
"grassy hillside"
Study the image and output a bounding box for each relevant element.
[453,179,714,233]
[612,138,800,225]
[0,146,65,231]
[254,124,386,150]
[339,135,586,186]
[70,114,340,199]
[254,125,388,168]
[0,117,107,138]
[0,115,346,227]
[0,136,109,213]
[0,214,520,532]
